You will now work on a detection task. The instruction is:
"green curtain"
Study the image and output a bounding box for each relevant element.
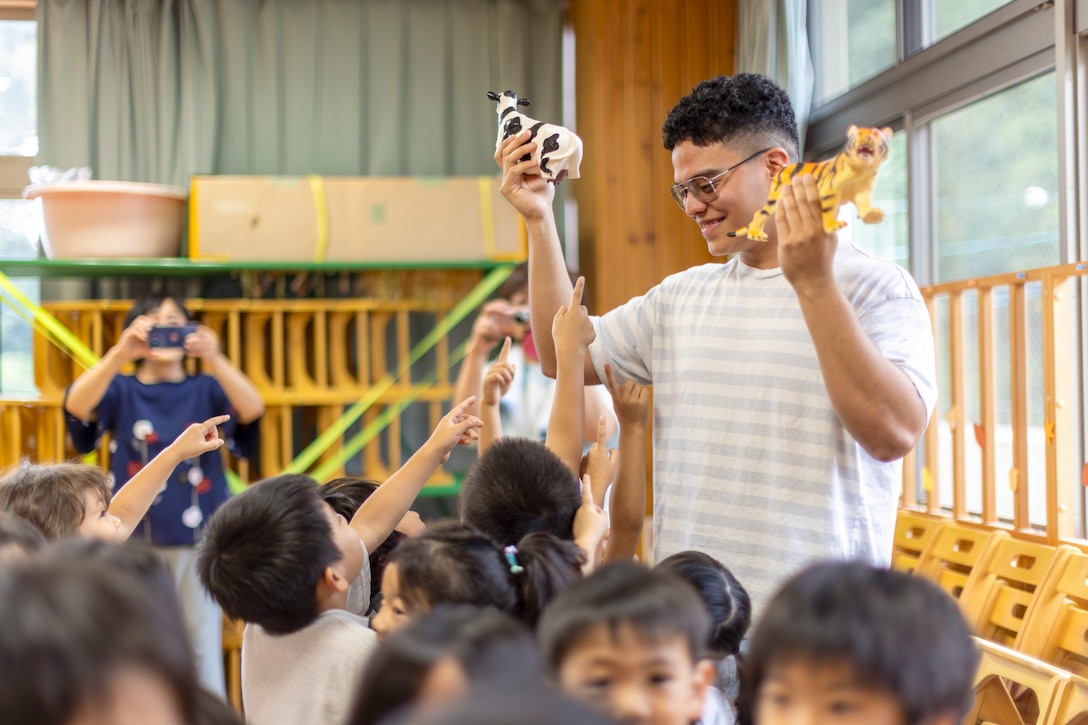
[37,0,563,187]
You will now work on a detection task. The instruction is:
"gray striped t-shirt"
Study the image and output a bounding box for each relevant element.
[587,243,937,615]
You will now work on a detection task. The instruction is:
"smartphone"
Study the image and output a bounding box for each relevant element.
[148,325,198,349]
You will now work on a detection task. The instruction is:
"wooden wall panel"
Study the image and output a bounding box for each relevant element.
[573,0,738,313]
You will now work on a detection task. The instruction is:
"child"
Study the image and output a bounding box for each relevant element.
[368,519,587,638]
[0,555,198,725]
[64,293,263,695]
[452,261,615,446]
[460,436,583,540]
[740,560,978,725]
[0,415,227,542]
[599,363,650,563]
[658,551,751,721]
[537,561,715,725]
[348,605,542,725]
[321,476,425,616]
[196,400,481,725]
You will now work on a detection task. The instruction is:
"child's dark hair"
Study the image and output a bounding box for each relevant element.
[0,556,198,725]
[0,511,46,559]
[122,293,193,329]
[321,476,407,609]
[0,461,112,540]
[657,550,750,658]
[661,73,800,160]
[537,561,710,672]
[740,560,979,725]
[460,438,580,545]
[197,474,340,634]
[390,521,583,627]
[348,605,542,725]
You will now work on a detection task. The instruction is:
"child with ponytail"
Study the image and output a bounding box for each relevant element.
[369,519,591,637]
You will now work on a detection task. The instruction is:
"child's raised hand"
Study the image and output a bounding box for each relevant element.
[572,473,610,562]
[183,325,222,361]
[115,315,154,362]
[428,396,484,463]
[482,337,516,406]
[580,416,618,505]
[551,277,595,355]
[604,364,650,429]
[168,414,230,462]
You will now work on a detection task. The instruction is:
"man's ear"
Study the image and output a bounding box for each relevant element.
[687,658,716,724]
[763,147,791,179]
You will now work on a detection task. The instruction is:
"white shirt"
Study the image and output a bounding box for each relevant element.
[588,242,937,614]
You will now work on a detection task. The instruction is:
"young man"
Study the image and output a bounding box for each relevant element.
[496,73,937,613]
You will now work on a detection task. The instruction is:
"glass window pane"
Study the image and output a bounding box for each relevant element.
[0,200,40,397]
[0,20,38,156]
[847,130,907,268]
[811,0,897,105]
[932,73,1058,283]
[929,0,1013,44]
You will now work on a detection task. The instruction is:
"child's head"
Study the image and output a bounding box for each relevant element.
[661,74,800,161]
[123,294,193,369]
[197,473,365,634]
[460,437,580,545]
[370,521,583,638]
[123,293,192,329]
[741,560,978,725]
[348,605,542,725]
[537,562,713,725]
[656,550,750,659]
[43,537,186,639]
[408,684,620,725]
[321,476,420,614]
[0,510,46,563]
[0,461,119,541]
[0,555,197,725]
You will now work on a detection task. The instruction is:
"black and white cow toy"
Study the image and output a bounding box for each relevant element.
[487,90,582,183]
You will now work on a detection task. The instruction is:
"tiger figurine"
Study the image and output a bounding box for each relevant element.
[729,125,892,242]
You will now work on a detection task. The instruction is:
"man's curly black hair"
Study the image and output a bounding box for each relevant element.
[662,73,799,160]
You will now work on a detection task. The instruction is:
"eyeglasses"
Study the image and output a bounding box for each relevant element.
[669,148,772,209]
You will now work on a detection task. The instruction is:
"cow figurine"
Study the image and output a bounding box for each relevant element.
[488,90,582,183]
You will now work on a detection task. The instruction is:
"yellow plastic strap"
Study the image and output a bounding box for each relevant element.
[309,175,330,262]
[0,270,99,370]
[284,264,515,475]
[478,177,496,258]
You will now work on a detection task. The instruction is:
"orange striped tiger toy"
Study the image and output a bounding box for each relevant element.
[729,125,892,242]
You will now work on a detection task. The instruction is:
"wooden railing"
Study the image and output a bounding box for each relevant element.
[0,269,490,486]
[910,262,1085,545]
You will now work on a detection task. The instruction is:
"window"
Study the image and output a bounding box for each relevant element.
[927,0,1014,45]
[931,73,1059,283]
[0,9,39,396]
[810,0,897,105]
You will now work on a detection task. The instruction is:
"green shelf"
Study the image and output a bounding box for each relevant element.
[0,257,511,278]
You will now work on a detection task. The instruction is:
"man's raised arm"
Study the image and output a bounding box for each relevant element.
[496,131,601,384]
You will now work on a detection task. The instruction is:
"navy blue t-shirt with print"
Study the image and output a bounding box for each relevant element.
[65,374,255,546]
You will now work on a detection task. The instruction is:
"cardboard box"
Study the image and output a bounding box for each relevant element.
[188,176,526,263]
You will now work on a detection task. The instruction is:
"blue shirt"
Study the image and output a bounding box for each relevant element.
[66,374,257,546]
